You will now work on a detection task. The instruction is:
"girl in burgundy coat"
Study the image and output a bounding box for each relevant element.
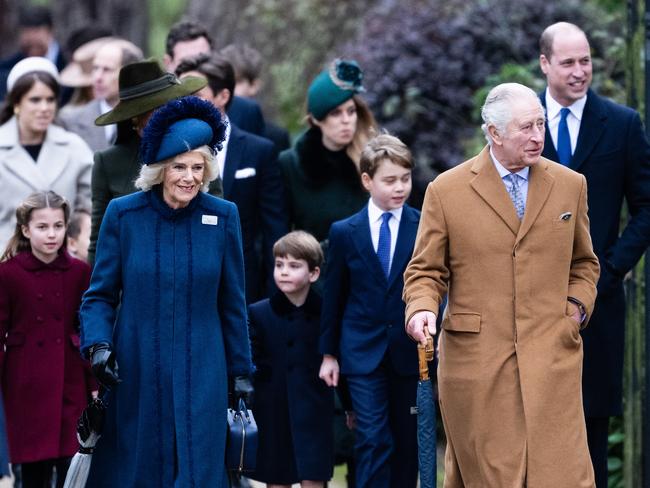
[0,191,93,488]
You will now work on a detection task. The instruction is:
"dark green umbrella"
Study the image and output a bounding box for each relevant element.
[417,329,436,488]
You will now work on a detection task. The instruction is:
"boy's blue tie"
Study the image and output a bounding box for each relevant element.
[557,107,572,166]
[377,212,392,277]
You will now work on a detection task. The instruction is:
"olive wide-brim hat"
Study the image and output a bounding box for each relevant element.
[95,58,207,126]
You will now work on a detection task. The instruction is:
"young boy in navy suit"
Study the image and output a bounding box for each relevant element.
[319,134,422,488]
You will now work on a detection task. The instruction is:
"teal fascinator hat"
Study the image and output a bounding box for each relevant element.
[307,59,365,121]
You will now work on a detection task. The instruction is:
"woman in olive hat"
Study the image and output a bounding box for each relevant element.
[278,59,377,245]
[80,96,253,487]
[88,58,223,264]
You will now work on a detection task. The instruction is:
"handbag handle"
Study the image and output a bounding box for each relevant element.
[236,398,252,423]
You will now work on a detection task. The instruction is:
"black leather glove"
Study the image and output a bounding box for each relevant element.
[89,342,121,389]
[597,260,625,298]
[233,375,254,407]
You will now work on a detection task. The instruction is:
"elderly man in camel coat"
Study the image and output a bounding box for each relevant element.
[404,83,600,488]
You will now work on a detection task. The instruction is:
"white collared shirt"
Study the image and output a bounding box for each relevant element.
[99,99,116,143]
[545,88,586,156]
[490,147,530,206]
[216,116,231,179]
[368,198,402,271]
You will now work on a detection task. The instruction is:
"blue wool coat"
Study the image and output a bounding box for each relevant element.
[80,188,253,487]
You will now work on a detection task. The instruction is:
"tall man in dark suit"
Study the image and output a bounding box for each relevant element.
[163,20,266,137]
[176,53,288,302]
[539,22,650,487]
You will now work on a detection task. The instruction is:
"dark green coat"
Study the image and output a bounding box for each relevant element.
[88,137,223,264]
[278,128,367,243]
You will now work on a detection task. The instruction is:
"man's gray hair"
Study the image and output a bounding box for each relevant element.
[481,83,544,145]
[134,145,217,192]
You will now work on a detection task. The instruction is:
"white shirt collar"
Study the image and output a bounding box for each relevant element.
[489,147,529,181]
[545,88,587,123]
[368,197,402,223]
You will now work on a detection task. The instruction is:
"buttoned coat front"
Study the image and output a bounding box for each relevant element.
[0,251,93,463]
[403,147,600,488]
[0,117,93,247]
[80,189,253,487]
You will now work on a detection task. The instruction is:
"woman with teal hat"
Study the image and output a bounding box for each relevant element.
[79,96,254,487]
[279,58,377,245]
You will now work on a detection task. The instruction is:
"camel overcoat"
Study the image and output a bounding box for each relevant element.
[403,147,600,488]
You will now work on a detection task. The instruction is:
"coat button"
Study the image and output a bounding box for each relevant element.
[55,338,62,345]
[37,340,44,347]
[36,293,43,300]
[55,292,61,298]
[387,324,393,328]
[36,316,43,322]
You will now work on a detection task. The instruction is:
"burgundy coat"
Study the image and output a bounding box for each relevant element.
[0,251,93,463]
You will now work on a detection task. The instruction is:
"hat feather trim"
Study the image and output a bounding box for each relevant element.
[140,96,227,165]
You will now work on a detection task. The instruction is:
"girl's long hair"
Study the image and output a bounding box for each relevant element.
[1,191,70,262]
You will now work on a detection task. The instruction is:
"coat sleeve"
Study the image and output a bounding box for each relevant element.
[318,222,349,357]
[72,135,93,212]
[79,199,123,356]
[568,175,600,324]
[403,181,449,324]
[257,142,289,293]
[88,150,110,266]
[218,203,254,376]
[607,111,650,274]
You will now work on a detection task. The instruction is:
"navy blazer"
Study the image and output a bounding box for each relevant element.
[227,96,265,137]
[223,124,288,302]
[319,204,420,376]
[541,89,650,416]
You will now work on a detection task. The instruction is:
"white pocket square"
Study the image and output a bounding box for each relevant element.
[235,167,256,179]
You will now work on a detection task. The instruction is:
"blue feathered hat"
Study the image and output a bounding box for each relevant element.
[139,96,227,165]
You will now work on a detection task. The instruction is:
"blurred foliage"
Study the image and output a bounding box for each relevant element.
[148,0,187,58]
[342,0,623,172]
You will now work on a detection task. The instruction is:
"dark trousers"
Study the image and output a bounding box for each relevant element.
[586,416,609,488]
[346,358,419,488]
[20,457,71,488]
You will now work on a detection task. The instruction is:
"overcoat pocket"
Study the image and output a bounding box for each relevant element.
[443,313,481,333]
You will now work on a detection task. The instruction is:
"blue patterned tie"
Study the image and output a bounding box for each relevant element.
[377,212,392,277]
[506,174,525,220]
[557,107,572,166]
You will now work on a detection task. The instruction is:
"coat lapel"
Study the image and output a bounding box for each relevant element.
[35,125,70,185]
[469,146,520,236]
[387,205,418,287]
[349,209,387,285]
[222,125,245,198]
[515,159,554,246]
[571,90,606,171]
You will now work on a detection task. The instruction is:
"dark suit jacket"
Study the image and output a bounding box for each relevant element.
[319,204,420,376]
[227,96,265,137]
[88,136,223,265]
[541,88,650,416]
[223,125,288,302]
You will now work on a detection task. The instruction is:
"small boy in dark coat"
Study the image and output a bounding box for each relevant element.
[249,231,334,487]
[319,134,422,488]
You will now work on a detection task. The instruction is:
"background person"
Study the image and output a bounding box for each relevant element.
[67,207,91,262]
[278,59,376,247]
[0,57,92,248]
[0,190,93,488]
[538,23,650,487]
[80,96,253,486]
[175,53,287,302]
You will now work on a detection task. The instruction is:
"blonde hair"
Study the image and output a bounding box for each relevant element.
[134,145,217,192]
[273,230,323,271]
[1,191,70,262]
[360,133,413,178]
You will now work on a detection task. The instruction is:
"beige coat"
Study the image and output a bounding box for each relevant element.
[404,147,599,488]
[0,117,93,247]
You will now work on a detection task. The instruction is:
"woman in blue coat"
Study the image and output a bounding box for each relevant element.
[80,97,254,487]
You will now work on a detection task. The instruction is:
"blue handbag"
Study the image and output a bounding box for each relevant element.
[226,399,258,473]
